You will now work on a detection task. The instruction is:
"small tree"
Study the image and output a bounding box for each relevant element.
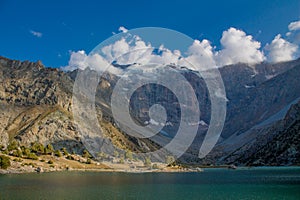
[12,149,22,157]
[152,163,159,169]
[54,150,62,157]
[66,155,74,160]
[86,158,92,164]
[45,144,54,155]
[113,150,119,158]
[144,157,151,168]
[28,153,38,160]
[125,150,133,160]
[97,152,107,161]
[82,149,91,158]
[61,147,69,156]
[2,149,9,155]
[31,142,45,154]
[166,156,175,166]
[0,155,10,169]
[23,148,31,157]
[7,140,18,151]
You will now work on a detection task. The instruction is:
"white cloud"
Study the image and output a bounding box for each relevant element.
[63,29,264,73]
[181,39,216,70]
[215,28,265,66]
[102,38,130,62]
[64,22,300,73]
[101,35,182,66]
[288,20,300,31]
[265,34,298,63]
[61,50,122,74]
[118,26,128,33]
[30,30,43,38]
[286,20,300,46]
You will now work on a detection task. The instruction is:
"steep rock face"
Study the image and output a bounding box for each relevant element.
[0,56,82,152]
[216,100,300,166]
[93,60,300,165]
[0,57,72,109]
[218,60,300,139]
[0,56,160,155]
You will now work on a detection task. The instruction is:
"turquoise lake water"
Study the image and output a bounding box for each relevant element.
[0,167,300,200]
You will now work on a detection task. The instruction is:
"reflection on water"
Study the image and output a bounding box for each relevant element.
[0,167,300,200]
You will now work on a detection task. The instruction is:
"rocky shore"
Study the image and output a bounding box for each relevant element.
[0,153,206,174]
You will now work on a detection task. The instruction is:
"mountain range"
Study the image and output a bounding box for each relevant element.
[0,56,299,166]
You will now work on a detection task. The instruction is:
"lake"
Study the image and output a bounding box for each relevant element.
[0,167,300,199]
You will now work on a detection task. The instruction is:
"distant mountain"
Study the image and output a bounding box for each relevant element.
[0,56,299,166]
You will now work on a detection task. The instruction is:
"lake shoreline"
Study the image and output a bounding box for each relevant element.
[2,162,300,175]
[2,152,300,175]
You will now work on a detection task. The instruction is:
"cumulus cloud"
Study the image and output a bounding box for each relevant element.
[215,28,265,66]
[30,30,43,38]
[63,21,300,73]
[101,35,181,66]
[62,29,265,73]
[288,21,300,31]
[61,50,122,74]
[118,26,128,33]
[286,20,300,45]
[266,20,300,62]
[181,39,216,70]
[265,34,298,63]
[62,35,184,73]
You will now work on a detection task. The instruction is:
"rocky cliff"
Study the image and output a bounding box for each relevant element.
[0,55,299,166]
[0,56,158,156]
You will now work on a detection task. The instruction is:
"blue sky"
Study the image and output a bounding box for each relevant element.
[0,0,299,68]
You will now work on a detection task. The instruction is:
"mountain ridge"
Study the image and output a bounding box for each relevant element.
[0,55,299,166]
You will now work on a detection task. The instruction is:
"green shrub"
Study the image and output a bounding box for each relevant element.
[82,149,91,158]
[31,142,45,154]
[86,158,92,164]
[12,149,22,157]
[113,150,119,158]
[54,150,62,157]
[152,163,159,169]
[13,158,22,162]
[119,158,125,164]
[48,160,54,164]
[45,144,54,155]
[66,155,74,160]
[97,152,108,160]
[28,162,35,167]
[0,155,11,169]
[27,152,38,160]
[23,148,31,157]
[166,156,176,166]
[61,148,69,156]
[144,157,151,167]
[125,150,133,160]
[7,140,19,151]
[2,149,9,155]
